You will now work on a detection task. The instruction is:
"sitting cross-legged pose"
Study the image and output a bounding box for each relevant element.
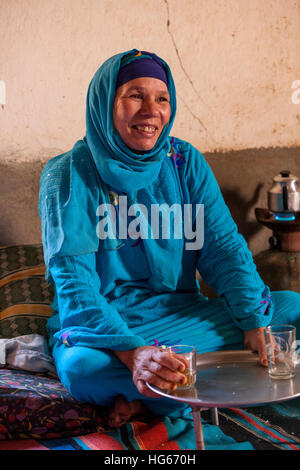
[39,49,300,428]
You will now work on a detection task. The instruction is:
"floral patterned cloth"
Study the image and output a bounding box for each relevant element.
[0,368,107,440]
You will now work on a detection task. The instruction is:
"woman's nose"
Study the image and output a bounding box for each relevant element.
[140,97,159,116]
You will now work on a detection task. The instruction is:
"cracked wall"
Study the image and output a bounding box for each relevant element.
[1,0,299,156]
[0,0,299,249]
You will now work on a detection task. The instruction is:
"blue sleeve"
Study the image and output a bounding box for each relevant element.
[50,253,146,350]
[185,144,274,330]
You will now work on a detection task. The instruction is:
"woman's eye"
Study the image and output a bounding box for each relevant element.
[158,96,169,102]
[130,94,143,99]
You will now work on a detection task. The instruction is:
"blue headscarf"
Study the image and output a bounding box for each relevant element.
[85,49,176,195]
[39,49,182,291]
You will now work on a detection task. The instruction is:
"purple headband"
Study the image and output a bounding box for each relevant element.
[116,51,168,89]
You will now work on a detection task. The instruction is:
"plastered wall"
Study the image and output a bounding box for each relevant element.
[0,0,299,250]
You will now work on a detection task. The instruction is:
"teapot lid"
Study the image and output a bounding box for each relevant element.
[273,170,298,183]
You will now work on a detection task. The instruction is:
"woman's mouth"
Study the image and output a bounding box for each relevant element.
[132,124,158,135]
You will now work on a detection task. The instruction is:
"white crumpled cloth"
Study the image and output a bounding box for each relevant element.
[0,334,57,375]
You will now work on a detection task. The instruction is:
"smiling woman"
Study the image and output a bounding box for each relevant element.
[113,78,171,152]
[38,49,300,434]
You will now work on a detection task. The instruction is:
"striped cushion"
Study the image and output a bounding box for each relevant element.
[0,244,54,339]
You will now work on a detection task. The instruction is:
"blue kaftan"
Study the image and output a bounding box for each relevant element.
[43,136,300,417]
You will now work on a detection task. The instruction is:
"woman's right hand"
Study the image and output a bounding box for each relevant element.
[114,346,189,397]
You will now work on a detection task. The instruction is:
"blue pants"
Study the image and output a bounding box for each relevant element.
[52,291,300,417]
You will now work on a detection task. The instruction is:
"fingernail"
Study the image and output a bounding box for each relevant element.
[171,383,177,391]
[180,376,187,385]
[178,364,185,372]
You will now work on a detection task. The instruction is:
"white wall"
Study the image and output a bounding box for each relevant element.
[0,0,299,249]
[0,0,299,162]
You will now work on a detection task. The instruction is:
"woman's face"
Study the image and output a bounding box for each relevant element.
[113,77,171,152]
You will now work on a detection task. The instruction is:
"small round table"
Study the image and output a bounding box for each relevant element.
[147,350,300,450]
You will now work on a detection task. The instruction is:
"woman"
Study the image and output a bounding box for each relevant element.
[39,50,300,428]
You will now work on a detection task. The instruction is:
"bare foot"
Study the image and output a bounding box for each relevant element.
[108,395,150,428]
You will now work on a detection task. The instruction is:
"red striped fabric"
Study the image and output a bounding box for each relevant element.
[0,439,49,450]
[229,408,300,450]
[77,432,126,450]
[131,420,180,450]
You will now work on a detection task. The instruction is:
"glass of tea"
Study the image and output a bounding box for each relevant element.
[168,344,197,389]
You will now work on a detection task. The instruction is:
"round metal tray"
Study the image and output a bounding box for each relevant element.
[146,350,300,408]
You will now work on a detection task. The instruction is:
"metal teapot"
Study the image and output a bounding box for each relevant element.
[268,171,300,213]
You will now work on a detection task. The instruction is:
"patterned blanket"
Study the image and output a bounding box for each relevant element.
[0,366,299,450]
[0,404,299,450]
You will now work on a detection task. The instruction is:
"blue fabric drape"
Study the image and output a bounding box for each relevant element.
[40,50,277,354]
[45,135,276,352]
[39,49,184,291]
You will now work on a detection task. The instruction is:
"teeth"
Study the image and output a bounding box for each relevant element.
[135,125,156,132]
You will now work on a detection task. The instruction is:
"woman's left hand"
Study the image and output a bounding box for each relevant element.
[244,327,268,367]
